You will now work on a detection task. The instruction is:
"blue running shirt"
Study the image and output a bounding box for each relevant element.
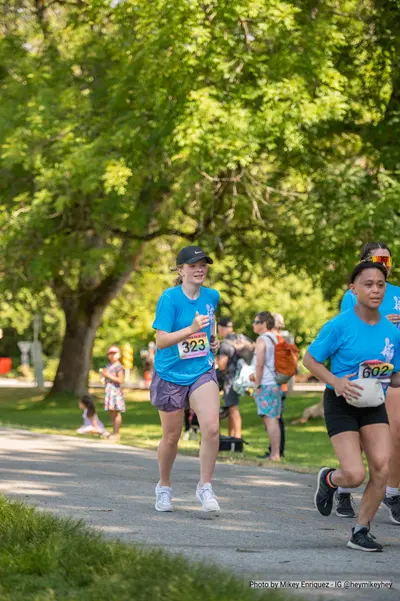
[308,308,400,389]
[152,286,220,385]
[341,282,400,329]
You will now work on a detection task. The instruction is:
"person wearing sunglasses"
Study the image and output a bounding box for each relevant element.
[340,241,400,526]
[252,312,282,461]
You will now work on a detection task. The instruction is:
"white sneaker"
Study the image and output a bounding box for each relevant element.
[155,483,173,512]
[196,482,220,512]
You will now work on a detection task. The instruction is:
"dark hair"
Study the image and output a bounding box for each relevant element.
[80,394,96,418]
[350,261,388,284]
[360,241,392,261]
[218,317,233,327]
[256,311,275,330]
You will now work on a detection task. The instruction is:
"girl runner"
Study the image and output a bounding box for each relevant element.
[304,261,400,551]
[150,246,220,512]
[340,242,400,524]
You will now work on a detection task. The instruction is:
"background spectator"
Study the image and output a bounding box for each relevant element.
[216,317,242,439]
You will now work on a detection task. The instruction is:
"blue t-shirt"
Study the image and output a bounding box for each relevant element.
[152,285,220,385]
[308,308,400,389]
[341,282,400,329]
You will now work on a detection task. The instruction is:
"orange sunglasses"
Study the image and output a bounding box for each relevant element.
[370,255,393,268]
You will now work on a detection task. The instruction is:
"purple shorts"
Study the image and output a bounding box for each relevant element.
[150,368,218,412]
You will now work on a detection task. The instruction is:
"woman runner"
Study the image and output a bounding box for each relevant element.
[150,246,221,512]
[304,261,400,551]
[339,242,400,524]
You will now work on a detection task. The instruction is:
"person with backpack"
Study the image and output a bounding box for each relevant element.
[216,318,242,439]
[252,311,299,461]
[258,313,290,459]
[252,311,283,461]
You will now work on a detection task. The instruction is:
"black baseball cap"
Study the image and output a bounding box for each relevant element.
[176,246,213,265]
[218,317,233,327]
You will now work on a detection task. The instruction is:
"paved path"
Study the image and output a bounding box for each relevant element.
[0,428,397,600]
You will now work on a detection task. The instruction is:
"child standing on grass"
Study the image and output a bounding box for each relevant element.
[100,346,125,442]
[77,394,109,438]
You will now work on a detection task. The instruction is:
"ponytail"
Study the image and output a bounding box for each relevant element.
[172,264,184,286]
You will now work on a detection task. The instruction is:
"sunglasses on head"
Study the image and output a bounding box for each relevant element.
[369,255,392,268]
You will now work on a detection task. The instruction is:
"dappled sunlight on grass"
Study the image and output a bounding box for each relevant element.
[0,388,338,472]
[293,424,326,433]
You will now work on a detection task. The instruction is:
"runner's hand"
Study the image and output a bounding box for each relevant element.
[386,314,400,325]
[333,373,363,400]
[190,311,210,334]
[210,336,219,354]
[102,369,110,378]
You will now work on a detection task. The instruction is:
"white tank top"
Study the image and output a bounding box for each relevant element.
[260,332,277,385]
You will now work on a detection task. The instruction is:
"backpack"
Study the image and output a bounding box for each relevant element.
[233,358,255,395]
[225,334,255,396]
[266,334,299,384]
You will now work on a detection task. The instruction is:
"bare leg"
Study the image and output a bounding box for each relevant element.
[329,431,365,489]
[228,405,242,438]
[190,381,220,485]
[359,423,391,525]
[112,411,122,435]
[384,387,400,488]
[228,410,233,436]
[262,416,280,460]
[157,409,184,487]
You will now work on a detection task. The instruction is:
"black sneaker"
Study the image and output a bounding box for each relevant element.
[336,492,355,518]
[382,495,400,525]
[314,467,337,516]
[347,527,383,552]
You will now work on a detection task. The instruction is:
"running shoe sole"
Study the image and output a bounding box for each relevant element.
[196,491,220,512]
[346,541,382,552]
[335,510,355,518]
[155,503,173,512]
[382,503,400,525]
[314,466,330,515]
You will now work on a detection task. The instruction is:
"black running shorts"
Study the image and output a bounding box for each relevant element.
[324,387,389,438]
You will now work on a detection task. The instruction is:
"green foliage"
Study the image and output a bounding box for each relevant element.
[2,0,399,295]
[2,1,400,388]
[0,288,63,357]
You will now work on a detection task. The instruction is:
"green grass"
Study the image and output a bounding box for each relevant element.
[0,495,290,601]
[0,387,336,473]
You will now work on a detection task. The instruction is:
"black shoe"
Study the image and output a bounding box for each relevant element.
[336,492,355,518]
[314,467,337,516]
[382,495,400,525]
[347,527,383,552]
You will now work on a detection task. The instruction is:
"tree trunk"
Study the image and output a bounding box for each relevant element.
[50,303,105,396]
[49,245,142,396]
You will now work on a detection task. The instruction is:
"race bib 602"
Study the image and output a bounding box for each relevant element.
[358,360,394,380]
[178,332,209,360]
